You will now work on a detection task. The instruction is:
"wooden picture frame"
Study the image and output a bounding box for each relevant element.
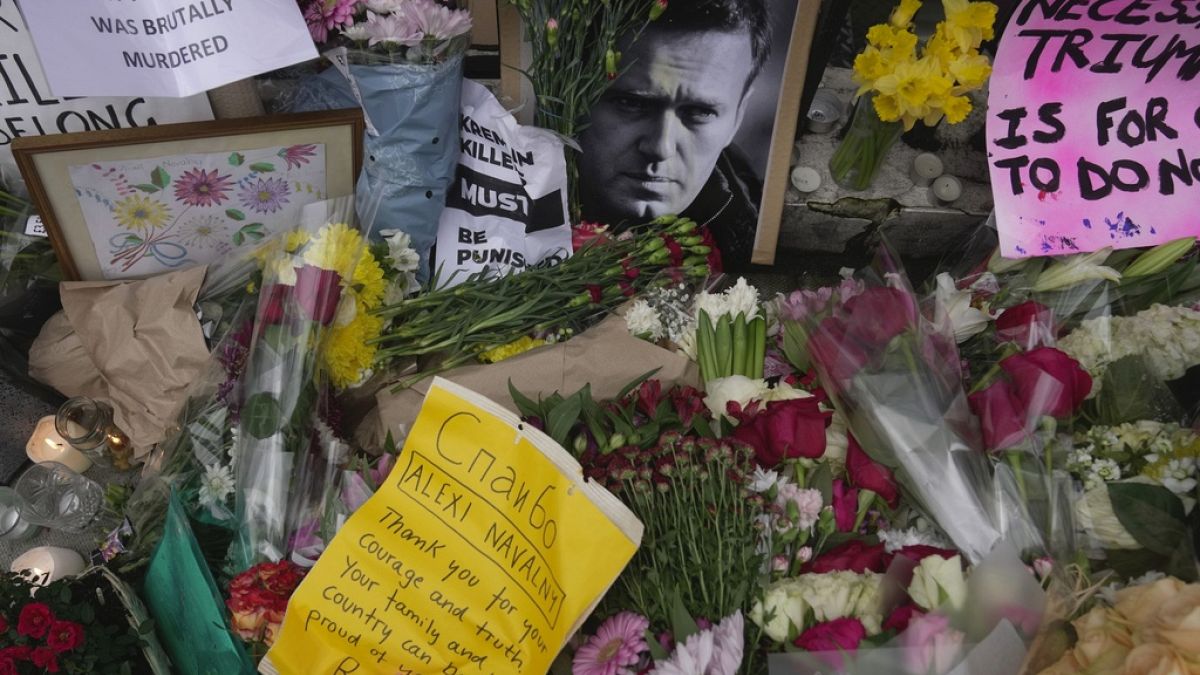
[13,109,364,281]
[498,0,822,266]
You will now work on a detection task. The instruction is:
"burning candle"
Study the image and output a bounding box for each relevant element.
[10,546,86,586]
[26,416,92,473]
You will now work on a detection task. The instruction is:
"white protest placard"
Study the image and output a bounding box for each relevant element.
[0,1,212,181]
[987,0,1200,257]
[15,0,318,98]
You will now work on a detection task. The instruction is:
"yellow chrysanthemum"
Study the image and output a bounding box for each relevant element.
[477,336,547,364]
[285,230,311,253]
[949,53,992,90]
[890,0,922,28]
[942,0,998,51]
[323,311,384,389]
[350,250,387,310]
[304,222,364,278]
[113,195,171,231]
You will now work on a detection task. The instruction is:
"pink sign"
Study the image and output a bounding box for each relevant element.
[987,0,1200,257]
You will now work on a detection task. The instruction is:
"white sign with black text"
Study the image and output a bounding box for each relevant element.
[15,0,317,98]
[435,80,572,287]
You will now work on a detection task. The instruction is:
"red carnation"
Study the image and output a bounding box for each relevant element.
[846,435,900,508]
[17,603,53,639]
[46,619,86,653]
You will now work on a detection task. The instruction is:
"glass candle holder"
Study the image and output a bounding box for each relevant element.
[0,486,40,542]
[55,396,134,470]
[14,462,103,532]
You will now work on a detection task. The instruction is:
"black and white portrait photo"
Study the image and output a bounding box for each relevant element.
[577,0,805,267]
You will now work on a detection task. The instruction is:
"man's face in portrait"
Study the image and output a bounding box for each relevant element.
[579,27,757,223]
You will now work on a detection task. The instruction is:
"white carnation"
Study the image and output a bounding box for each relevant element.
[625,299,665,340]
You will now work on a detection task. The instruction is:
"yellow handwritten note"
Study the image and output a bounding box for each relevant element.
[262,378,643,674]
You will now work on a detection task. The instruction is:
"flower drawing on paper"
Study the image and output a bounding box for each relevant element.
[279,144,318,170]
[113,194,171,231]
[173,167,234,207]
[178,215,231,249]
[239,177,291,214]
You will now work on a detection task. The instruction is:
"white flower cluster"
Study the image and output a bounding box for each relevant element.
[751,571,885,642]
[624,283,697,344]
[379,229,421,304]
[1070,421,1199,495]
[696,277,761,322]
[1058,303,1200,394]
[877,524,952,553]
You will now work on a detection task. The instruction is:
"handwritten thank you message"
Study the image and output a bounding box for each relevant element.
[987,0,1200,257]
[15,0,317,98]
[263,378,642,674]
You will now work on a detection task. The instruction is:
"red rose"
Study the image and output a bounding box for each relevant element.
[0,658,14,675]
[841,287,918,349]
[0,614,7,633]
[805,540,889,574]
[995,301,1055,350]
[793,617,867,669]
[636,379,663,417]
[846,435,900,508]
[968,379,1028,451]
[17,603,53,639]
[0,646,31,662]
[258,284,293,325]
[1000,347,1092,419]
[46,620,85,653]
[294,265,342,326]
[883,603,924,633]
[892,545,960,563]
[832,479,859,532]
[808,316,870,388]
[731,397,830,467]
[31,647,58,673]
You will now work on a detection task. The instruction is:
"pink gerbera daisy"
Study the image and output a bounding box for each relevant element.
[174,168,234,208]
[572,612,649,675]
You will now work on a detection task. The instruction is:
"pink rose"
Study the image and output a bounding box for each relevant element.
[793,617,867,669]
[901,613,964,675]
[846,435,900,508]
[968,379,1028,451]
[294,265,342,326]
[995,301,1055,350]
[1000,347,1092,419]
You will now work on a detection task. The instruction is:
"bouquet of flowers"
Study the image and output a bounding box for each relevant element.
[831,0,998,189]
[226,561,308,654]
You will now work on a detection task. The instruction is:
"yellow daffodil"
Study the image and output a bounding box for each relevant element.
[873,93,903,121]
[890,0,922,27]
[873,57,952,129]
[113,195,171,231]
[303,222,364,278]
[943,94,973,124]
[866,24,919,60]
[853,48,891,92]
[949,53,992,90]
[942,0,998,52]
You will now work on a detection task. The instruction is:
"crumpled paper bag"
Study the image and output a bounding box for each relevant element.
[28,267,210,456]
[370,313,700,444]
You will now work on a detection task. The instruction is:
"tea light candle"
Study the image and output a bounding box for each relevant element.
[911,153,944,187]
[790,166,821,193]
[932,175,964,204]
[10,546,86,586]
[26,416,92,473]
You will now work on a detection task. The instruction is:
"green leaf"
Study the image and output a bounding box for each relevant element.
[133,183,160,193]
[546,392,583,446]
[1091,354,1183,425]
[780,321,811,373]
[1108,482,1190,556]
[616,368,660,401]
[809,462,834,505]
[150,166,170,189]
[242,393,282,439]
[225,208,246,221]
[507,379,541,419]
[249,162,276,172]
[229,152,245,166]
[669,588,700,642]
[232,231,245,247]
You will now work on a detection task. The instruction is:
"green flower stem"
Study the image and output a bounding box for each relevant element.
[828,95,904,192]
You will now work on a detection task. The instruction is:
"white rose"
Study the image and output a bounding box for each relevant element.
[797,571,884,634]
[1074,484,1140,550]
[750,580,807,643]
[909,554,968,612]
[704,375,769,419]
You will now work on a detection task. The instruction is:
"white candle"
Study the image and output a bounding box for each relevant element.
[790,166,821,193]
[26,416,92,473]
[933,175,964,204]
[911,153,945,187]
[10,546,86,585]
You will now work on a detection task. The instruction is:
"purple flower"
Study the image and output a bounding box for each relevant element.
[303,0,358,44]
[239,177,291,214]
[280,144,318,170]
[340,472,373,513]
[174,168,234,207]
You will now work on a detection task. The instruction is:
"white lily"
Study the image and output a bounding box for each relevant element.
[1033,248,1122,292]
[934,273,994,343]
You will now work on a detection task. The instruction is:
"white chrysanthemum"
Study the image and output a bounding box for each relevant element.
[365,0,406,12]
[341,22,371,40]
[624,299,664,340]
[748,467,779,493]
[317,419,350,464]
[198,463,235,509]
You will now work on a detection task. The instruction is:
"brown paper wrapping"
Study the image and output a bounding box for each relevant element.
[370,313,700,444]
[28,267,210,456]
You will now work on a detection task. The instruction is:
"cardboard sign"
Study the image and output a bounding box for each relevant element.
[435,80,571,287]
[987,0,1200,257]
[0,1,212,180]
[262,378,642,675]
[15,0,317,98]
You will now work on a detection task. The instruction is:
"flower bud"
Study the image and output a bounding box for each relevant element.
[609,433,626,450]
[1122,236,1196,278]
[605,49,619,80]
[546,18,559,47]
[650,0,668,20]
